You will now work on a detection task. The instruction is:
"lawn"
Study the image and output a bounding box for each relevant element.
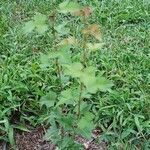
[0,0,150,149]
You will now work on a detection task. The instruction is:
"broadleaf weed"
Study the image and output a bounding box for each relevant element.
[1,0,149,149]
[22,1,112,148]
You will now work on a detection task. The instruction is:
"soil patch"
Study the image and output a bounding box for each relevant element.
[15,126,55,150]
[0,127,107,150]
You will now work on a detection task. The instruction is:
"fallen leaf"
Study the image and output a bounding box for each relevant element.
[82,24,101,41]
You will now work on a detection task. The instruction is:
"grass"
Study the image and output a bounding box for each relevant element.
[0,0,150,149]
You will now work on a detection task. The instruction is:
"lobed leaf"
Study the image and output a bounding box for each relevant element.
[59,1,82,14]
[33,13,47,25]
[36,24,48,34]
[54,22,70,35]
[56,88,79,107]
[64,62,83,78]
[80,70,112,93]
[23,21,35,34]
[77,112,95,138]
[44,124,60,143]
[46,45,71,64]
[40,54,50,68]
[23,13,48,34]
[40,91,57,108]
[59,114,75,130]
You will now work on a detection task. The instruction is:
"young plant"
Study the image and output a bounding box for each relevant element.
[23,0,113,149]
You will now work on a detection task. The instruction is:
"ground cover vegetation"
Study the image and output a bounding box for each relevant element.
[0,0,150,149]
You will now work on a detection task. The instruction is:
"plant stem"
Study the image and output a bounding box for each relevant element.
[82,16,88,67]
[55,58,62,90]
[77,16,88,119]
[50,3,62,90]
[51,11,56,41]
[82,34,87,67]
[51,1,64,138]
[77,82,84,119]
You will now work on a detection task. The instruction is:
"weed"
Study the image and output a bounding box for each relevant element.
[0,0,149,149]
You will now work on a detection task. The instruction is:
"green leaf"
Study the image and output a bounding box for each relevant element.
[54,22,70,35]
[96,76,113,92]
[40,91,57,108]
[40,53,50,68]
[4,117,9,132]
[121,129,133,139]
[81,76,98,93]
[48,51,61,59]
[58,37,77,46]
[47,45,71,64]
[8,126,15,147]
[33,13,48,34]
[59,1,82,14]
[64,62,83,78]
[44,124,61,144]
[59,0,70,9]
[23,13,48,34]
[59,114,75,130]
[56,89,73,107]
[134,115,143,132]
[83,66,96,76]
[78,112,94,129]
[23,21,35,34]
[86,43,104,51]
[74,101,90,114]
[82,90,92,99]
[36,24,48,34]
[60,137,82,149]
[33,13,47,25]
[60,137,74,149]
[13,125,30,132]
[56,88,79,107]
[80,71,113,93]
[143,120,150,128]
[58,46,72,64]
[0,120,7,124]
[77,112,94,139]
[64,65,112,94]
[77,128,92,139]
